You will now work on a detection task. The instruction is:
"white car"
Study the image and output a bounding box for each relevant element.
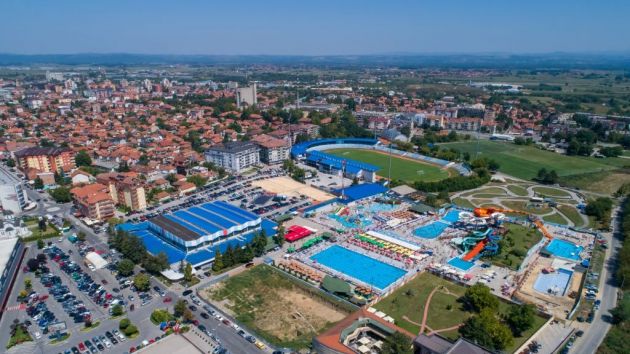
[88,264,96,271]
[34,331,41,339]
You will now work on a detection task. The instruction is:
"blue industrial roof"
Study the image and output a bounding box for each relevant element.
[334,183,388,203]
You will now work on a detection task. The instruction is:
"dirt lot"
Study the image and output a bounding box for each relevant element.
[203,265,349,349]
[253,176,335,202]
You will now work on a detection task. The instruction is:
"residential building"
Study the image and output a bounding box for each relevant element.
[205,141,260,173]
[413,333,493,354]
[0,166,28,214]
[14,146,75,176]
[236,83,257,107]
[70,183,115,221]
[250,134,290,164]
[96,172,147,211]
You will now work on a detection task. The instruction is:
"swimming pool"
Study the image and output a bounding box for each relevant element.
[533,268,573,296]
[545,239,583,261]
[442,209,461,223]
[328,214,373,229]
[413,221,449,239]
[310,245,406,290]
[447,257,476,271]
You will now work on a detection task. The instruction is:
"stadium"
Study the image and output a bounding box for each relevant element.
[119,201,276,267]
[290,138,470,183]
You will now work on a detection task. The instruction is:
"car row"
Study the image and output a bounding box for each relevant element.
[61,329,127,354]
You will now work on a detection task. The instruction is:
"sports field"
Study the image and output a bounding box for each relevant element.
[441,140,627,181]
[326,148,449,183]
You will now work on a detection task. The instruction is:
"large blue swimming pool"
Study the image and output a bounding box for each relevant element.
[310,245,406,290]
[413,221,449,239]
[545,239,583,261]
[533,268,573,296]
[442,209,461,223]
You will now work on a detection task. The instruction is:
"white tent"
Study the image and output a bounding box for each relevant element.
[85,252,108,270]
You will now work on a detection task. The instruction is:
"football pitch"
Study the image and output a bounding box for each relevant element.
[326,148,449,183]
[441,140,627,181]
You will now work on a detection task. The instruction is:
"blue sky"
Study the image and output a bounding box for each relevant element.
[1,0,628,55]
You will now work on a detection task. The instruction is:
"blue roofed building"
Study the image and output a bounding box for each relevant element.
[118,201,277,267]
[334,183,388,203]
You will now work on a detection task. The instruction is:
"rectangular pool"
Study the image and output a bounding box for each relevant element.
[533,268,573,296]
[545,239,583,261]
[447,257,476,271]
[310,245,406,290]
[442,209,461,223]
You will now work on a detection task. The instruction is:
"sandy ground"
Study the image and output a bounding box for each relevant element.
[253,176,335,202]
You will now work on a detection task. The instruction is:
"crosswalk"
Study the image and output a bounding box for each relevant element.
[3,303,26,312]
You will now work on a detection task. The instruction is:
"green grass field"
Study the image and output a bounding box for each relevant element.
[441,141,628,181]
[374,272,546,352]
[489,223,543,270]
[326,148,449,183]
[532,186,571,198]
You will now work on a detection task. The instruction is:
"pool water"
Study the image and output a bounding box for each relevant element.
[545,239,583,261]
[365,202,397,213]
[310,245,406,290]
[533,268,573,296]
[413,221,449,239]
[447,257,476,271]
[328,213,373,229]
[442,209,461,223]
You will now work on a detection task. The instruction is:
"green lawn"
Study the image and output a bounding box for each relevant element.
[452,197,475,209]
[326,148,449,183]
[441,140,627,180]
[507,185,529,196]
[487,223,543,270]
[557,205,585,227]
[502,200,553,215]
[374,272,546,353]
[532,186,571,198]
[542,212,568,225]
[559,169,630,195]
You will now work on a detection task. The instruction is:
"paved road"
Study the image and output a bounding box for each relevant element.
[573,205,623,354]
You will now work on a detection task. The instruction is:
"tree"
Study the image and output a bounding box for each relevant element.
[117,259,135,276]
[37,238,44,249]
[506,304,536,336]
[33,177,44,190]
[186,175,208,188]
[133,273,150,292]
[119,318,130,330]
[184,263,193,283]
[48,186,72,203]
[459,309,514,351]
[75,150,92,167]
[26,258,40,272]
[212,248,224,272]
[273,225,285,247]
[610,293,630,324]
[5,158,15,168]
[183,309,195,323]
[77,231,86,242]
[111,304,124,317]
[24,278,32,290]
[36,253,47,264]
[464,283,499,312]
[123,324,138,337]
[174,300,187,317]
[38,218,47,231]
[380,331,413,354]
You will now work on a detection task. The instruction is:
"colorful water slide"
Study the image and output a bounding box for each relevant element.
[463,239,488,261]
[534,220,553,239]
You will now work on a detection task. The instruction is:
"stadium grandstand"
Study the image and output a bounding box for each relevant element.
[118,201,277,267]
[291,138,380,182]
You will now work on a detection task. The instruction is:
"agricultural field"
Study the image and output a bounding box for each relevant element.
[326,148,449,183]
[559,169,630,195]
[373,272,547,353]
[440,140,627,181]
[203,265,351,350]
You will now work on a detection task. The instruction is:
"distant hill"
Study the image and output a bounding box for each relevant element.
[0,52,629,69]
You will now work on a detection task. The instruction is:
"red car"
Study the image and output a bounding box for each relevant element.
[163,297,172,303]
[38,294,49,301]
[78,342,87,352]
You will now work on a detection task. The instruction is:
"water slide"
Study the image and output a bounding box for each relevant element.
[534,220,553,239]
[463,239,487,261]
[461,229,497,261]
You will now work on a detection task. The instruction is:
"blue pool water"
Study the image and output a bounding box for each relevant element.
[533,268,573,296]
[447,257,476,271]
[413,221,449,239]
[442,209,461,223]
[310,245,406,290]
[365,202,397,213]
[328,214,373,229]
[545,239,583,261]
